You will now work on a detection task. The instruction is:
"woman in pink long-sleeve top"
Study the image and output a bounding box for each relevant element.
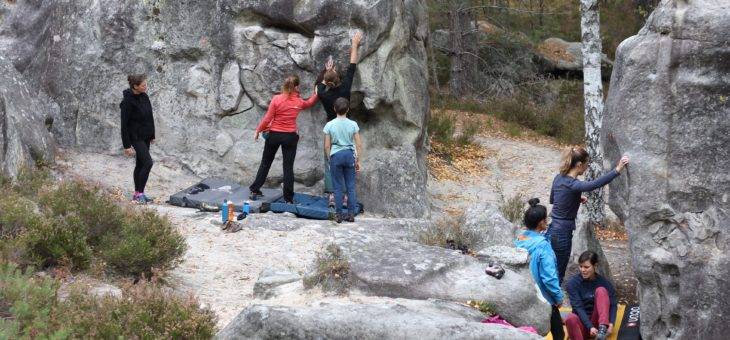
[248,75,318,203]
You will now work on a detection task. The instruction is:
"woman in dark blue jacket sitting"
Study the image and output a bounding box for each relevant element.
[548,146,628,283]
[564,251,618,340]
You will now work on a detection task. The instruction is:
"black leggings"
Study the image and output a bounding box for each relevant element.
[551,305,565,340]
[132,140,153,193]
[249,132,298,201]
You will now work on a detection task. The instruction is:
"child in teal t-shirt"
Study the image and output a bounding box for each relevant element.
[323,98,362,223]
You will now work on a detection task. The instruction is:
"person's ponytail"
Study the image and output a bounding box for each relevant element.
[559,146,589,175]
[281,75,300,96]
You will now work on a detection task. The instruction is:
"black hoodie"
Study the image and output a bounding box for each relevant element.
[120,89,155,149]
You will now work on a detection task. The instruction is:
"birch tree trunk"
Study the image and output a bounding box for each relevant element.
[580,0,605,225]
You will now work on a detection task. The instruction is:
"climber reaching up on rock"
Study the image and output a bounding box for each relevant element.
[315,30,363,208]
[548,146,629,283]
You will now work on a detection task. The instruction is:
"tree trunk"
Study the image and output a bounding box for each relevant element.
[580,0,605,225]
[448,0,476,96]
[427,36,440,91]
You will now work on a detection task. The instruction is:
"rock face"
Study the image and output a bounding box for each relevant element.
[217,299,541,340]
[0,56,56,178]
[462,202,519,249]
[0,0,429,217]
[536,37,613,73]
[331,228,551,334]
[602,1,730,339]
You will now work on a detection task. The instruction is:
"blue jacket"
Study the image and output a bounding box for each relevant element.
[515,230,563,305]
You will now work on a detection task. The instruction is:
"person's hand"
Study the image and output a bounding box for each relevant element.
[607,323,613,334]
[581,196,588,204]
[325,55,334,71]
[355,160,361,173]
[352,30,363,46]
[590,327,598,337]
[615,155,630,172]
[254,131,260,141]
[123,148,135,157]
[554,302,562,308]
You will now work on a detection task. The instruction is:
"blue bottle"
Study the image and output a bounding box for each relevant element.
[221,199,228,223]
[243,200,251,215]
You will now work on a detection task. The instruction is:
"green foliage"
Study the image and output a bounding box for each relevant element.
[467,300,497,316]
[303,244,353,295]
[0,262,217,339]
[0,263,69,339]
[497,185,525,225]
[61,281,217,339]
[99,210,186,278]
[428,111,481,149]
[1,169,186,279]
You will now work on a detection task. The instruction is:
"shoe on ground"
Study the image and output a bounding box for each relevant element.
[596,324,608,340]
[135,194,149,204]
[345,214,355,223]
[249,190,263,200]
[335,213,343,224]
[484,263,505,279]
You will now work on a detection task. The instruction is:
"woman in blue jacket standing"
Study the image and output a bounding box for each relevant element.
[549,147,629,283]
[516,198,564,339]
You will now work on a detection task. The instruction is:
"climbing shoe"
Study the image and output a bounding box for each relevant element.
[249,189,263,200]
[484,263,505,279]
[596,324,608,340]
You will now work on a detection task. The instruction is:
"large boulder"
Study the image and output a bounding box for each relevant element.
[331,229,551,334]
[462,202,519,249]
[0,0,429,217]
[602,1,730,339]
[536,37,613,73]
[0,56,57,178]
[217,299,541,340]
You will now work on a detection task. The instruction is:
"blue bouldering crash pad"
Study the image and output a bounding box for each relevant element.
[270,193,363,220]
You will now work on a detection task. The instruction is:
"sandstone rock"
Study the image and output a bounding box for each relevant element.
[253,268,301,299]
[566,209,613,280]
[602,1,730,338]
[536,37,613,72]
[0,56,56,178]
[476,246,529,268]
[0,0,429,218]
[332,229,551,334]
[462,203,519,248]
[217,299,541,340]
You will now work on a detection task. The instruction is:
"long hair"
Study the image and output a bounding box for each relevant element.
[559,146,589,175]
[281,75,300,96]
[323,69,341,88]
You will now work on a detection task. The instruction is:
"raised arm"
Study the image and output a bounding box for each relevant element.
[567,169,620,192]
[349,31,363,64]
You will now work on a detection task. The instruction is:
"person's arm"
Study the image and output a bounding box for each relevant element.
[349,31,362,64]
[120,101,132,149]
[354,131,362,171]
[567,169,620,192]
[539,250,563,305]
[324,134,332,159]
[567,279,594,331]
[301,93,319,109]
[342,32,363,92]
[256,96,278,134]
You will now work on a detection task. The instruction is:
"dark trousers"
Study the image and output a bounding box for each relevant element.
[131,139,153,193]
[250,132,298,201]
[329,150,357,215]
[548,222,575,284]
[551,305,565,340]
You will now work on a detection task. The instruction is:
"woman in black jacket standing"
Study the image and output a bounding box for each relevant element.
[120,74,155,203]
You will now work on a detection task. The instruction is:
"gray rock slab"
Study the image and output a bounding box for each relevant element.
[253,268,302,299]
[216,299,541,340]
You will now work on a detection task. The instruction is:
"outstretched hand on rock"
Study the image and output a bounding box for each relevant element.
[615,155,629,173]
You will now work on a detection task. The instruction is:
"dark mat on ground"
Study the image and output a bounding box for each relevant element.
[168,177,282,213]
[270,193,363,220]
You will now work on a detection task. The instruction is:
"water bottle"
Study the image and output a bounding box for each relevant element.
[221,199,228,223]
[243,201,250,215]
[227,201,235,222]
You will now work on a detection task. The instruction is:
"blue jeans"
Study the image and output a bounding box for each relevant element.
[329,150,357,215]
[547,219,576,284]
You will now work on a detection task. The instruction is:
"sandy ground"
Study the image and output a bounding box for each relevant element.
[57,123,637,328]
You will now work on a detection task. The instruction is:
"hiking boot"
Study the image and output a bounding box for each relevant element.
[345,214,355,223]
[596,324,608,340]
[335,213,343,224]
[249,189,263,200]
